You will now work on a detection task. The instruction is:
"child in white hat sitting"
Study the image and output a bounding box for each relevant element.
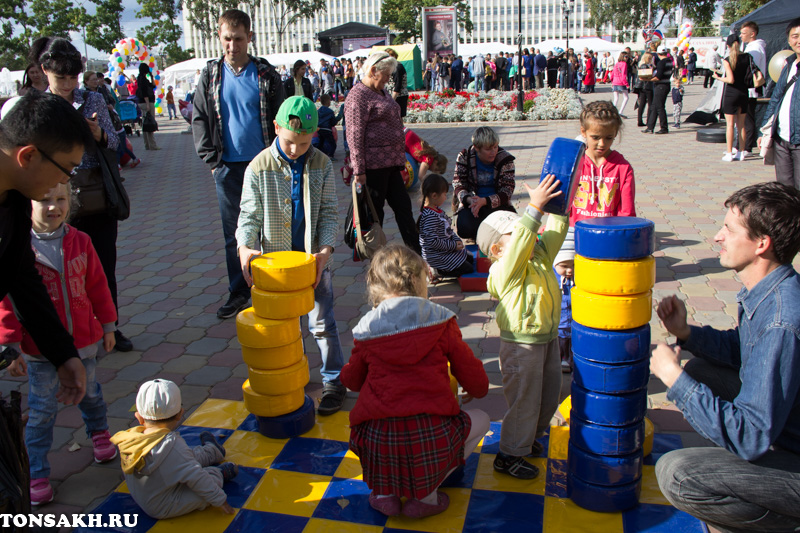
[110,379,238,518]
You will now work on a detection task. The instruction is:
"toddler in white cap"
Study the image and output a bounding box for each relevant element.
[553,229,576,373]
[110,379,238,519]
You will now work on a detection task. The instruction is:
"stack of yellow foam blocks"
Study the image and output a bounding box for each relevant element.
[567,217,656,513]
[236,251,317,439]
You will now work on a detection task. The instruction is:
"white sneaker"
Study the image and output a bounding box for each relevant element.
[736,150,749,161]
[722,153,735,162]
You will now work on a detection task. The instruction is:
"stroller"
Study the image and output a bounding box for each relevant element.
[116,98,142,137]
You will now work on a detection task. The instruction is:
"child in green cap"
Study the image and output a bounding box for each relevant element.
[235,95,347,415]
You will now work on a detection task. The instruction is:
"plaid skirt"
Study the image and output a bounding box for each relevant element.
[350,411,472,499]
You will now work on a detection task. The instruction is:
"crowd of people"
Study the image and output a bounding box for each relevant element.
[1,8,800,531]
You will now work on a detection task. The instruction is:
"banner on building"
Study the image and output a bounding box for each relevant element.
[422,5,457,60]
[343,37,387,52]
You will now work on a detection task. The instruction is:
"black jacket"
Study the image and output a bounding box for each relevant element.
[283,76,313,100]
[654,56,674,84]
[0,190,78,367]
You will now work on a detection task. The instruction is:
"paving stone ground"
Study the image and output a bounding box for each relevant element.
[2,81,795,519]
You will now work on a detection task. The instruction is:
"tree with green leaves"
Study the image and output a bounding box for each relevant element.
[265,0,326,54]
[585,0,716,42]
[84,0,125,54]
[379,0,473,44]
[722,0,770,25]
[136,0,182,57]
[181,0,236,57]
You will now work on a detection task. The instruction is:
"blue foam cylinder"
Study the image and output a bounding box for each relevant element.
[574,217,656,260]
[570,412,644,456]
[539,137,585,215]
[568,472,641,512]
[571,382,648,427]
[568,442,643,487]
[572,323,651,364]
[573,354,650,394]
[255,394,315,439]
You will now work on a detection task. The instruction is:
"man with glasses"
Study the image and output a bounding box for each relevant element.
[0,91,93,516]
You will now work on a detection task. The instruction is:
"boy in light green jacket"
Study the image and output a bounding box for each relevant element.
[476,174,568,480]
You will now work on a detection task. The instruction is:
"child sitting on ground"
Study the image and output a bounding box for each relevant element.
[342,243,490,519]
[314,94,340,159]
[417,174,474,281]
[0,182,118,506]
[553,233,575,373]
[110,379,238,519]
[477,175,567,479]
[236,95,347,415]
[570,101,635,225]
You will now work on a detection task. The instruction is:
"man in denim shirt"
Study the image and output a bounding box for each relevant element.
[651,182,800,533]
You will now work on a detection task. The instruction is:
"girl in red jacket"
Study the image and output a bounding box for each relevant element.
[0,183,118,506]
[341,243,490,519]
[570,101,636,225]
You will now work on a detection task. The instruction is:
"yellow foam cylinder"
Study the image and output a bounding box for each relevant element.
[572,287,653,330]
[558,395,572,423]
[236,308,301,349]
[242,380,305,417]
[574,255,656,296]
[251,251,316,292]
[241,338,304,370]
[643,417,654,457]
[449,371,459,398]
[247,355,310,396]
[251,286,315,320]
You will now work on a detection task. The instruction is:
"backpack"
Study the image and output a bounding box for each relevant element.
[439,62,450,77]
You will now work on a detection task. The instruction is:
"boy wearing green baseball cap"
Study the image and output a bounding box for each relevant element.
[235,95,347,415]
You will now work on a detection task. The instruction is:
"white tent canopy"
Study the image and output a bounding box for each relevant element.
[533,37,625,54]
[458,42,518,58]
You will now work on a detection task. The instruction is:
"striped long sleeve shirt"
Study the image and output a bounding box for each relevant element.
[418,207,468,271]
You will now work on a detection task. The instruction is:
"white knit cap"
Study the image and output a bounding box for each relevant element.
[553,228,576,267]
[136,379,182,421]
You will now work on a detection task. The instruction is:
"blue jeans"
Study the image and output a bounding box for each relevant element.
[167,103,177,119]
[26,355,108,478]
[303,268,344,386]
[213,161,250,298]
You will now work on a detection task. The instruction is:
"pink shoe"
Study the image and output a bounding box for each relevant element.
[92,430,118,463]
[402,491,450,518]
[129,158,141,169]
[30,477,54,506]
[368,493,402,516]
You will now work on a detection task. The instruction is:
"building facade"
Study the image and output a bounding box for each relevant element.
[183,0,610,57]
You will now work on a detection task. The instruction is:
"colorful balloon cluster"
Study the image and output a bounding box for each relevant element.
[108,38,166,114]
[676,21,693,53]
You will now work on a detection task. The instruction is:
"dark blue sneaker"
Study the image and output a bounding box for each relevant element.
[218,462,239,482]
[200,431,226,457]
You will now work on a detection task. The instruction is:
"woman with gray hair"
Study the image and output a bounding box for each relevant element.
[452,126,517,240]
[344,52,421,254]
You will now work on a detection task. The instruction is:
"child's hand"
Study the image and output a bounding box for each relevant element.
[7,355,27,377]
[239,247,262,287]
[456,240,464,251]
[218,502,235,515]
[525,175,562,212]
[103,331,116,352]
[461,393,474,404]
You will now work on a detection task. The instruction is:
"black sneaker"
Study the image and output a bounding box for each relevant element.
[114,330,133,352]
[218,462,239,482]
[654,129,669,135]
[641,129,654,134]
[200,431,226,458]
[318,383,347,416]
[217,293,250,319]
[528,441,545,457]
[493,452,539,479]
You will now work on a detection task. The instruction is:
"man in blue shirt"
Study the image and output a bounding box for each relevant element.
[193,9,285,319]
[651,182,800,532]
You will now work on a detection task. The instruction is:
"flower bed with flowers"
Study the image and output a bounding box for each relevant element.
[404,88,582,123]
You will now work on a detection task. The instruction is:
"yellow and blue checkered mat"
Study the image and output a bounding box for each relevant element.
[81,399,708,533]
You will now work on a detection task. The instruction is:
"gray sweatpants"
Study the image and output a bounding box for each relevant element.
[498,339,561,456]
[150,442,225,519]
[774,137,800,190]
[655,358,800,532]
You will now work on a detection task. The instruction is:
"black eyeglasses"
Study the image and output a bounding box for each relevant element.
[38,148,78,178]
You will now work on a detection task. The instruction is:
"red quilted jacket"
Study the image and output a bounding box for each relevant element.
[0,225,116,355]
[342,297,489,426]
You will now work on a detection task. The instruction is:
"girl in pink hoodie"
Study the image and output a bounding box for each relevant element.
[611,51,631,116]
[570,101,636,225]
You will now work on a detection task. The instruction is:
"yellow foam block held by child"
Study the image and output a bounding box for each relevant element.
[251,251,316,292]
[242,380,306,417]
[247,355,311,396]
[572,287,653,330]
[251,286,315,320]
[574,255,656,295]
[241,338,304,370]
[236,308,302,349]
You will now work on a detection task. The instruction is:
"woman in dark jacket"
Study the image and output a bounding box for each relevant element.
[136,63,159,150]
[283,59,313,100]
[636,52,655,127]
[546,52,559,88]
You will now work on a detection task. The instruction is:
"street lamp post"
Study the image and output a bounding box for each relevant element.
[516,0,523,112]
[562,0,576,51]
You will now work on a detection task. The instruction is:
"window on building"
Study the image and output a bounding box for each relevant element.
[493,7,498,15]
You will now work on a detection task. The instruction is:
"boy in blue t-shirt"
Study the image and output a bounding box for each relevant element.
[553,232,575,373]
[314,94,340,160]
